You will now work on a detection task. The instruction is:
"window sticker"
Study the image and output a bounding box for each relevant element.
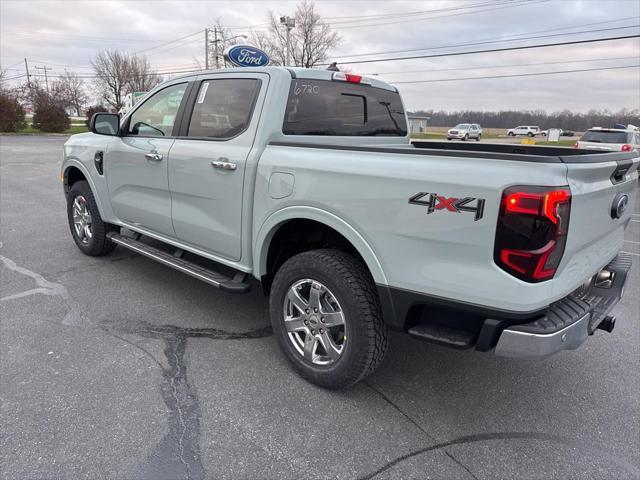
[197,82,210,104]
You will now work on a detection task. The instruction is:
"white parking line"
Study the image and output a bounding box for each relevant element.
[624,240,640,244]
[631,219,640,223]
[621,251,640,257]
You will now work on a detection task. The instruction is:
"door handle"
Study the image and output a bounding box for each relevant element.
[145,152,163,162]
[211,158,237,171]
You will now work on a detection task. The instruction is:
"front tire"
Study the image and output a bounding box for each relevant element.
[527,132,534,137]
[463,134,468,141]
[67,180,118,256]
[269,249,388,389]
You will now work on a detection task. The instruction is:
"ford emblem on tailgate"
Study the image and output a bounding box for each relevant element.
[224,45,270,67]
[611,193,628,219]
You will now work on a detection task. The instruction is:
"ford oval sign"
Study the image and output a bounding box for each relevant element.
[224,45,270,68]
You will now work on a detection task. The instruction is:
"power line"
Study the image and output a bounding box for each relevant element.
[323,0,516,23]
[362,56,640,76]
[334,18,640,59]
[134,29,204,54]
[322,33,640,66]
[389,64,640,84]
[324,0,550,30]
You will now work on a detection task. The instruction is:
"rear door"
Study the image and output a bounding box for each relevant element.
[168,73,266,261]
[106,82,189,236]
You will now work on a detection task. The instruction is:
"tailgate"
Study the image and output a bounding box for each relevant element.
[555,152,639,292]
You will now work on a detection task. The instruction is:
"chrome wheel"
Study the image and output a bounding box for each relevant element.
[72,195,93,245]
[283,279,346,365]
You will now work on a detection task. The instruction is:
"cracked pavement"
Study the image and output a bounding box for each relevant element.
[1,136,639,479]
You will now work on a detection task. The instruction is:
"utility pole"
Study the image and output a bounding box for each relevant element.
[34,65,52,92]
[213,27,220,69]
[279,16,296,66]
[24,58,31,89]
[205,28,210,70]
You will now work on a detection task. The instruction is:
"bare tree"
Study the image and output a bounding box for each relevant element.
[251,0,339,68]
[92,51,161,110]
[57,70,87,116]
[92,50,130,110]
[127,55,162,92]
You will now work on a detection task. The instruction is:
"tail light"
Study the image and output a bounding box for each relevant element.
[621,144,633,152]
[573,141,579,148]
[494,186,571,282]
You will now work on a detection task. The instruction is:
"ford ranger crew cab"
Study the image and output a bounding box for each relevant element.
[62,67,638,389]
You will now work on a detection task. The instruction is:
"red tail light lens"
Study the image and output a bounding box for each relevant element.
[495,186,571,282]
[332,72,370,84]
[621,144,633,152]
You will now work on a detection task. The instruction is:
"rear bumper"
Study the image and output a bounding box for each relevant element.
[495,253,631,359]
[378,252,632,358]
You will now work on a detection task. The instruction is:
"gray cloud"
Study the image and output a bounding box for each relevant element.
[1,0,638,112]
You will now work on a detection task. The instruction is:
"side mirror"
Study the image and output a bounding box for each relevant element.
[90,113,120,136]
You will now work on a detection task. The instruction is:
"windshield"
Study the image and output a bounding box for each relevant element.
[581,130,631,143]
[283,79,407,136]
[454,124,470,129]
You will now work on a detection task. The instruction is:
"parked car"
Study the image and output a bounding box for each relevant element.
[447,123,482,141]
[61,66,637,389]
[575,127,640,152]
[561,129,576,137]
[507,126,540,137]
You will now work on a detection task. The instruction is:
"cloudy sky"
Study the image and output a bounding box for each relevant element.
[1,0,639,113]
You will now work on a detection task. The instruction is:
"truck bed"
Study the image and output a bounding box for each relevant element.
[270,140,638,164]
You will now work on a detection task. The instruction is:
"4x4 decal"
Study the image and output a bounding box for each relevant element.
[409,192,485,221]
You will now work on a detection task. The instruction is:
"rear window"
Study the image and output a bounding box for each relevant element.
[283,79,407,136]
[581,130,631,143]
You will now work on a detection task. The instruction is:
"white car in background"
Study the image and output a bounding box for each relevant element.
[447,123,482,141]
[507,126,540,137]
[575,127,640,152]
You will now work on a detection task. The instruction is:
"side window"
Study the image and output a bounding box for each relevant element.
[188,79,260,138]
[128,83,187,137]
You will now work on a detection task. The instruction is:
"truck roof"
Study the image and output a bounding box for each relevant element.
[171,66,398,92]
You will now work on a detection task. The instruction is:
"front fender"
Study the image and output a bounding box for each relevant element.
[253,205,388,285]
[62,159,116,222]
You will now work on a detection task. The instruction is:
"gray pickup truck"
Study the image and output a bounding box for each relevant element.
[62,66,638,389]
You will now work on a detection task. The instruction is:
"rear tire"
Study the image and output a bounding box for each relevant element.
[476,134,482,141]
[67,181,118,256]
[508,132,515,137]
[527,132,534,137]
[269,249,388,389]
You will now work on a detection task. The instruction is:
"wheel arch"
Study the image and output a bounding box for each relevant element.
[254,207,388,289]
[62,161,109,220]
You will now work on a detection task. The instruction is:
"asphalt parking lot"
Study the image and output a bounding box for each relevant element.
[1,135,639,480]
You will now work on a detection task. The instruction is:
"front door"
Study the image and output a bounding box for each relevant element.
[106,82,188,236]
[168,74,266,261]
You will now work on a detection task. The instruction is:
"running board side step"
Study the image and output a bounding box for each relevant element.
[107,233,250,293]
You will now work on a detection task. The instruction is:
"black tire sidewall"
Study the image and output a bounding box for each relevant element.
[269,251,381,388]
[67,181,114,256]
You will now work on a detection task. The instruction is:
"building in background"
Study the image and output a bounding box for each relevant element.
[408,115,429,134]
